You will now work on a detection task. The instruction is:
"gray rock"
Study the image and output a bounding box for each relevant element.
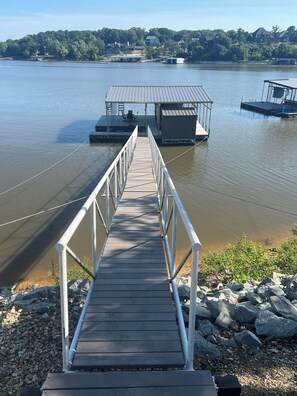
[246,291,263,305]
[195,304,213,320]
[233,302,259,324]
[216,289,238,304]
[194,332,221,360]
[197,320,219,337]
[178,285,191,301]
[272,271,291,286]
[15,286,50,301]
[220,337,239,348]
[285,273,297,291]
[237,291,249,303]
[255,310,297,338]
[234,330,262,347]
[268,284,285,297]
[226,281,244,292]
[205,298,234,321]
[285,291,297,301]
[270,295,297,321]
[256,285,270,300]
[206,335,217,344]
[200,285,211,293]
[13,298,36,307]
[215,310,237,330]
[197,290,206,301]
[182,304,189,315]
[0,288,13,299]
[258,278,279,287]
[29,301,56,313]
[258,302,272,311]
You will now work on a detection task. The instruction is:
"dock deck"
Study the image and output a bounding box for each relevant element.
[241,101,297,118]
[42,134,217,395]
[90,115,208,143]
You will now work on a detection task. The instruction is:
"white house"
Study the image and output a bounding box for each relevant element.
[145,36,160,46]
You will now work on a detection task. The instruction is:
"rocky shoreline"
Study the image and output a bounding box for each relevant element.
[178,272,297,395]
[0,280,89,396]
[0,273,296,395]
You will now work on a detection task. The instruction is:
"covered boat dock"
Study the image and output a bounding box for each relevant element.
[241,78,297,118]
[90,85,213,144]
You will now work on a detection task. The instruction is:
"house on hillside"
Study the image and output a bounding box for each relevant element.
[248,28,273,42]
[278,30,290,42]
[145,36,160,46]
[125,45,145,56]
[106,42,145,58]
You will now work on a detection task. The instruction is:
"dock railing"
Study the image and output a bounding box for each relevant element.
[148,127,202,371]
[56,128,138,372]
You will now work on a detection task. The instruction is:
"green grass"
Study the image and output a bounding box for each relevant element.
[201,233,297,284]
[48,257,93,286]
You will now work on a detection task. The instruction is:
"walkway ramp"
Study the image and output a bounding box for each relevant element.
[42,130,217,395]
[72,137,183,370]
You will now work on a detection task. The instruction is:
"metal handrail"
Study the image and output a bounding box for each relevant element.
[147,127,202,371]
[56,127,138,372]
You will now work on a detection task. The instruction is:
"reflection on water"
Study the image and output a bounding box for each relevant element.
[0,61,297,285]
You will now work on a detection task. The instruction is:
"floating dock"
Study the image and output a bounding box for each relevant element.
[90,85,213,144]
[241,78,297,118]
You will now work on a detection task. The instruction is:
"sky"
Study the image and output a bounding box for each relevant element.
[0,0,296,41]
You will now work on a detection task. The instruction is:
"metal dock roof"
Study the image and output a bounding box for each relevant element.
[264,78,297,90]
[105,85,213,104]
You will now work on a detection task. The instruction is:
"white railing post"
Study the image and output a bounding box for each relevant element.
[119,155,122,190]
[114,166,118,205]
[106,177,110,230]
[171,201,177,274]
[91,200,97,274]
[185,247,199,371]
[58,246,70,372]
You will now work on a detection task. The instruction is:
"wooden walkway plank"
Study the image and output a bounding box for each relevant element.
[78,330,180,341]
[44,370,216,389]
[81,321,180,332]
[43,370,217,395]
[72,352,185,369]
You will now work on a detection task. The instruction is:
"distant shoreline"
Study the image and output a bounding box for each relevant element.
[1,57,296,66]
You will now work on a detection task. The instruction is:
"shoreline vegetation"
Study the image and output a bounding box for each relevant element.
[1,26,297,64]
[11,226,297,291]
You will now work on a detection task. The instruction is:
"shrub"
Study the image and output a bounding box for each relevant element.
[201,235,274,284]
[272,238,297,274]
[48,257,92,286]
[291,223,297,236]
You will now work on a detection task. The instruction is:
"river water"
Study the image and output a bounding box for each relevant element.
[0,60,296,285]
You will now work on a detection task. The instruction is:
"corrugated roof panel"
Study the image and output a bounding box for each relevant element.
[162,109,197,116]
[105,85,213,104]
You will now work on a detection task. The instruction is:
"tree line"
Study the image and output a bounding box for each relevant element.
[1,26,297,62]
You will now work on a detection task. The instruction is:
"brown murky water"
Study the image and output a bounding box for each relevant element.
[0,61,296,286]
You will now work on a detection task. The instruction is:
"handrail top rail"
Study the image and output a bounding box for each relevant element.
[56,128,138,251]
[148,127,201,251]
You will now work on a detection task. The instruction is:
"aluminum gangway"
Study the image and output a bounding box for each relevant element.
[42,128,217,395]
